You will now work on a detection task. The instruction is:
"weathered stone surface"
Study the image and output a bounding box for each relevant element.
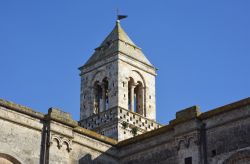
[0,107,42,164]
[0,96,249,164]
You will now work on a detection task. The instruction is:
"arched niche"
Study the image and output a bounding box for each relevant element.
[0,153,21,164]
[91,70,107,86]
[223,149,250,164]
[130,70,146,88]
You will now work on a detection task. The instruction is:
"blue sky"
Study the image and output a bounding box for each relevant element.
[0,1,249,124]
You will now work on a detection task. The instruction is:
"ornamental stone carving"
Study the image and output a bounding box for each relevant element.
[50,134,72,152]
[175,132,200,150]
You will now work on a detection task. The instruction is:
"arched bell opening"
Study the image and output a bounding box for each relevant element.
[128,77,144,115]
[93,77,109,114]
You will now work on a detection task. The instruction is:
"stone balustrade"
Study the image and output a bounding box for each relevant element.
[79,107,162,134]
[79,107,118,129]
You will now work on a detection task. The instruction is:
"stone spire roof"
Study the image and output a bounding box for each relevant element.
[100,20,136,48]
[83,20,154,68]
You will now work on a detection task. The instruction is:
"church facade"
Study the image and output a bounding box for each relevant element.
[0,21,249,164]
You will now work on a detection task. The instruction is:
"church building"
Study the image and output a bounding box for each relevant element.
[0,20,249,164]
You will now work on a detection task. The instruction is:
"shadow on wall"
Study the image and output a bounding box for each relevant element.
[79,154,92,164]
[77,147,178,164]
[77,145,119,164]
[79,153,116,164]
[222,149,250,164]
[78,147,250,164]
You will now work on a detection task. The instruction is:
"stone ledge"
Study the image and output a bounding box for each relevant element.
[79,51,118,71]
[116,124,173,147]
[79,50,156,74]
[199,97,250,120]
[73,126,118,146]
[0,98,44,119]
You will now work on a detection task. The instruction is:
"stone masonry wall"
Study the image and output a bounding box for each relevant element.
[0,106,43,164]
[0,98,249,164]
[204,104,250,164]
[118,99,250,164]
[118,107,202,164]
[0,99,118,164]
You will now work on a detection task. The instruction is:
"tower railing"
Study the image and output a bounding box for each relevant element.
[79,107,162,133]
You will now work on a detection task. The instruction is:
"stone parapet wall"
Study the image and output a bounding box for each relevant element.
[0,97,249,164]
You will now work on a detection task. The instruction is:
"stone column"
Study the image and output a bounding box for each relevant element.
[140,86,144,115]
[101,83,106,112]
[143,87,146,117]
[92,86,97,114]
[130,84,136,112]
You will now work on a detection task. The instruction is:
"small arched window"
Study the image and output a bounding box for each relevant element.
[128,78,144,115]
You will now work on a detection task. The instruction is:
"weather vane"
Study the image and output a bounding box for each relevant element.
[116,8,127,21]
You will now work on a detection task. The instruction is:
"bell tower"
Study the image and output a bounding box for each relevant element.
[79,20,161,141]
